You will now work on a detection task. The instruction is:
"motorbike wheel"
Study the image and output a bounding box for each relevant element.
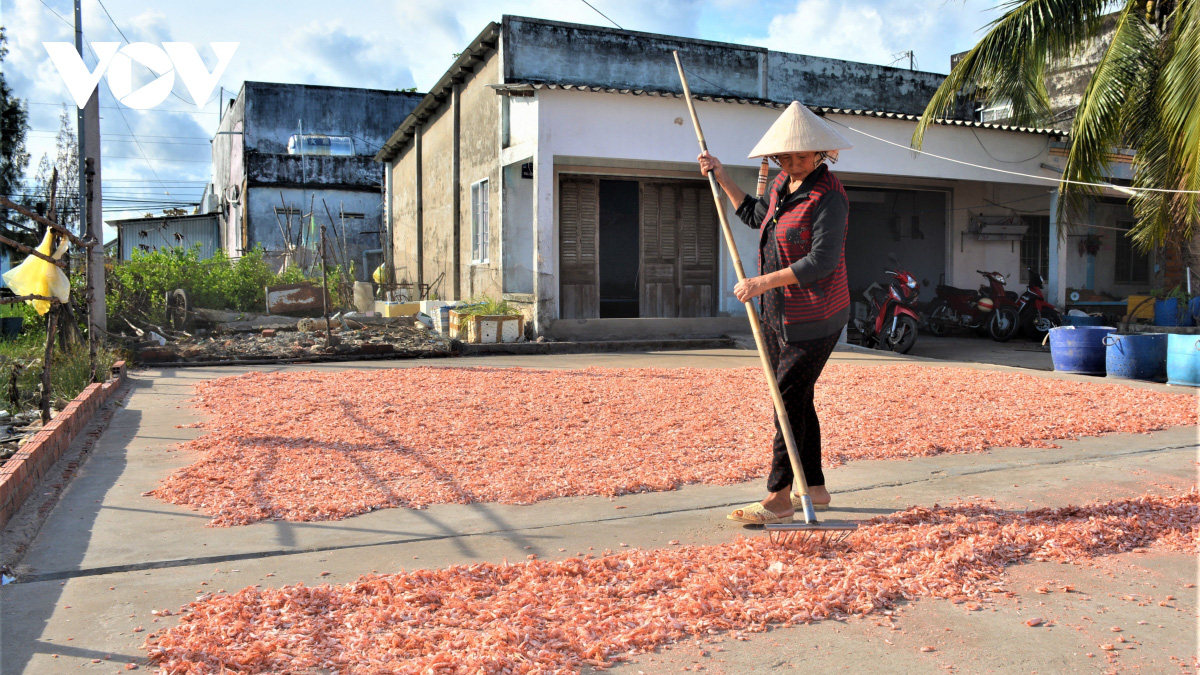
[989,306,1021,342]
[887,315,919,354]
[925,299,953,337]
[1023,308,1061,341]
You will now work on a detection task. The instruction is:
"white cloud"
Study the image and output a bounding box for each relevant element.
[3,0,1011,222]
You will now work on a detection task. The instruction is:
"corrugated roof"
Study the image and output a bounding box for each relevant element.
[489,82,1068,136]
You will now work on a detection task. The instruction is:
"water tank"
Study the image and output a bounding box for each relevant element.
[286,134,355,156]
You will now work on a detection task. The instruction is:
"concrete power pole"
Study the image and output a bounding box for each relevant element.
[74,0,105,334]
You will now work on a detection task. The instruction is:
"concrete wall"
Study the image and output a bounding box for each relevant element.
[1063,199,1156,297]
[212,82,420,261]
[419,99,456,300]
[241,82,421,155]
[247,154,383,188]
[459,54,504,301]
[390,144,420,286]
[247,186,383,279]
[502,161,535,294]
[502,15,950,116]
[767,52,945,115]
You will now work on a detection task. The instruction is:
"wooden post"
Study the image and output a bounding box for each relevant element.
[41,305,58,425]
[319,224,332,347]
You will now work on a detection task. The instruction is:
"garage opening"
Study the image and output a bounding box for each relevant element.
[598,180,640,318]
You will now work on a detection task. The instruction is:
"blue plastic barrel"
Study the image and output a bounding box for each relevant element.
[1049,326,1115,375]
[1154,298,1180,326]
[1188,297,1200,327]
[1062,314,1106,327]
[1103,333,1167,381]
[1166,334,1200,387]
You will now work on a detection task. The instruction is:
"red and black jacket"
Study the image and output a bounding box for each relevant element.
[736,164,850,342]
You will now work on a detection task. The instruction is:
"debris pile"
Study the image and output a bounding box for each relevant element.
[143,491,1198,673]
[117,309,452,364]
[148,364,1198,526]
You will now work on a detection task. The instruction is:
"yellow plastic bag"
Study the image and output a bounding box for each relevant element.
[372,263,388,285]
[2,231,70,315]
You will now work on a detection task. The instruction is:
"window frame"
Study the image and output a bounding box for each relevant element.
[1113,219,1150,285]
[471,178,490,264]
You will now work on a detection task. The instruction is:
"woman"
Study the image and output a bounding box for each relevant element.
[698,102,852,524]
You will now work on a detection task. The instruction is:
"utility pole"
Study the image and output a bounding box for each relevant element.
[75,0,106,336]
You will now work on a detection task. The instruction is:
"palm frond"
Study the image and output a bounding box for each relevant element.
[1153,0,1200,240]
[1058,4,1157,223]
[913,0,1113,148]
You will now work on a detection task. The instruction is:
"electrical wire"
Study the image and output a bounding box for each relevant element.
[970,128,1049,164]
[579,0,623,29]
[825,117,1200,195]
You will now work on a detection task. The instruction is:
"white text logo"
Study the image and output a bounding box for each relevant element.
[43,42,238,110]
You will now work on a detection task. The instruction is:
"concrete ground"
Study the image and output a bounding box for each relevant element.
[0,346,1195,674]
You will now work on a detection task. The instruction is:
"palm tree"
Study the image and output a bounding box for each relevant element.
[912,0,1199,259]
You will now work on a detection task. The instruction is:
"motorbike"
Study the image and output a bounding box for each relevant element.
[1017,268,1061,340]
[925,270,1021,342]
[853,264,921,354]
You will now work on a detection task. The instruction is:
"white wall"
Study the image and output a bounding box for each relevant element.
[527,88,1059,326]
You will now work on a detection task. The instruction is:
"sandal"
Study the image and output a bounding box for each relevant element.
[791,493,830,511]
[727,502,794,524]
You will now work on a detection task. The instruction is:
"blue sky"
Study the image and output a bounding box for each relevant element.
[1,0,1010,226]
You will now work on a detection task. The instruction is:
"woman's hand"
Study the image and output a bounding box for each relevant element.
[734,276,769,302]
[698,151,724,178]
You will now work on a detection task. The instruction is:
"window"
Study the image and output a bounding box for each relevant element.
[1019,215,1050,283]
[471,179,490,263]
[1114,220,1150,285]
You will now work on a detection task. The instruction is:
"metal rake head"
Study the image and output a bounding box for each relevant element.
[764,523,858,548]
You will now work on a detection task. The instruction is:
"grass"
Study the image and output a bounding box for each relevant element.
[0,315,120,413]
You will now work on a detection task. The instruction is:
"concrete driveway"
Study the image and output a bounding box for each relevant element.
[0,348,1194,673]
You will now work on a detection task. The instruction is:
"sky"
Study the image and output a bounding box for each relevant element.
[0,0,1011,234]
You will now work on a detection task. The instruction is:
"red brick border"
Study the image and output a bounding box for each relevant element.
[0,360,127,529]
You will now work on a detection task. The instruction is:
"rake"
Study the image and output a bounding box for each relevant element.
[672,51,857,548]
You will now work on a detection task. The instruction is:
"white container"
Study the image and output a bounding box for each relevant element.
[353,282,374,314]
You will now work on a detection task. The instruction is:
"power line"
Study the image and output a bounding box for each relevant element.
[826,117,1200,195]
[579,0,623,29]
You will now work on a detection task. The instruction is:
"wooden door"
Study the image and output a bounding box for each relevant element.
[559,177,599,319]
[640,182,717,317]
[678,184,718,317]
[640,183,677,317]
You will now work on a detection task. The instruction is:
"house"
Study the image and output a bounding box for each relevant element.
[376,16,1085,339]
[108,213,220,261]
[955,15,1176,304]
[211,82,424,280]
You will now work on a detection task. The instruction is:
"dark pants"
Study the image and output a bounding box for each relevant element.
[762,324,841,493]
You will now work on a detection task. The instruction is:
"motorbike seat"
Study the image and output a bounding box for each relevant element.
[936,284,975,298]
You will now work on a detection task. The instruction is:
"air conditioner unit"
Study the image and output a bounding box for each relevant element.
[969,214,1027,241]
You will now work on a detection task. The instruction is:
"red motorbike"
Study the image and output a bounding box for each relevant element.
[926,270,1021,342]
[1018,268,1061,340]
[853,264,921,354]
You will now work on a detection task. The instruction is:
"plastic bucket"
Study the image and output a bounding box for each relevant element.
[1103,332,1167,381]
[1049,325,1115,375]
[1166,334,1200,387]
[1062,314,1106,327]
[0,317,22,339]
[1154,298,1180,326]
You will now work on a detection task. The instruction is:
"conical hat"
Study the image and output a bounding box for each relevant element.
[747,102,853,157]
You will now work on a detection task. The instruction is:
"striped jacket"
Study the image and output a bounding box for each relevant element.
[754,166,850,342]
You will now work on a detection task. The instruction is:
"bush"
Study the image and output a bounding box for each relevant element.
[106,245,319,324]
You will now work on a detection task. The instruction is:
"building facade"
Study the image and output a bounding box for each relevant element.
[377,16,1086,338]
[211,82,423,280]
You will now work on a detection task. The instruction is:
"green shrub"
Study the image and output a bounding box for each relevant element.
[105,245,335,324]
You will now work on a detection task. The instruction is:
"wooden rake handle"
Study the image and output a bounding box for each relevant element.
[671,52,815,516]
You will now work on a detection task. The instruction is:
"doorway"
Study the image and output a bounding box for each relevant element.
[598,180,640,318]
